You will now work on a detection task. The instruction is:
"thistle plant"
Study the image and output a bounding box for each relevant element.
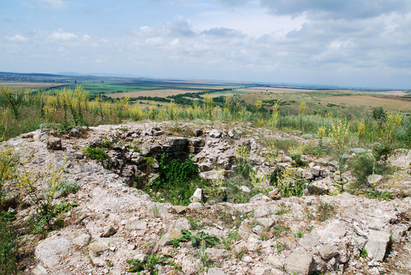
[274,167,305,197]
[299,100,306,131]
[329,120,350,191]
[271,102,280,128]
[384,112,402,143]
[358,122,365,138]
[203,94,213,119]
[317,126,326,138]
[16,158,76,232]
[249,168,270,193]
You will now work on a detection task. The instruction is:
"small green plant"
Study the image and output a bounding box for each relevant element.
[222,230,238,250]
[275,203,290,215]
[179,230,220,248]
[82,146,109,160]
[101,136,113,149]
[126,252,170,273]
[235,247,248,260]
[360,248,368,258]
[196,244,212,272]
[295,231,304,238]
[272,220,290,237]
[172,238,180,248]
[276,242,283,253]
[317,201,335,222]
[169,260,182,271]
[260,235,269,241]
[188,217,202,230]
[128,143,141,152]
[57,180,80,197]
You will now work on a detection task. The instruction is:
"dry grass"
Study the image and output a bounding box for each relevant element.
[321,95,411,111]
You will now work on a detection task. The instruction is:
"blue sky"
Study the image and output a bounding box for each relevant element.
[1,0,411,89]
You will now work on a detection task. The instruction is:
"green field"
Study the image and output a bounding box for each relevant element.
[64,82,167,95]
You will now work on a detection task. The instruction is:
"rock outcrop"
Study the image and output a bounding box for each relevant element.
[2,120,411,274]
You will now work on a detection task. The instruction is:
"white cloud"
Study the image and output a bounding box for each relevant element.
[82,35,91,42]
[5,34,29,42]
[193,7,308,38]
[145,37,164,46]
[50,31,78,41]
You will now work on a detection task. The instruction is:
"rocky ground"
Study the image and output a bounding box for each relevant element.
[2,120,411,275]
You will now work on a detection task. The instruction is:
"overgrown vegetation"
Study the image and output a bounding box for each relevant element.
[0,147,18,274]
[147,153,202,205]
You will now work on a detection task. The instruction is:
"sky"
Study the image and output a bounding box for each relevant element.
[1,0,411,89]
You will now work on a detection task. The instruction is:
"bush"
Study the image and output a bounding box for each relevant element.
[372,143,393,161]
[82,146,109,160]
[0,211,18,274]
[372,107,387,122]
[57,180,80,197]
[347,153,392,189]
[148,153,200,205]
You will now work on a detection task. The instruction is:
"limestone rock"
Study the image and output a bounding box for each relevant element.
[268,188,281,200]
[100,225,117,238]
[205,248,227,262]
[207,267,226,275]
[308,180,329,195]
[249,193,271,204]
[284,251,314,275]
[125,218,147,231]
[73,233,91,246]
[173,205,188,214]
[319,244,339,260]
[298,231,320,249]
[191,188,203,203]
[240,185,251,193]
[277,235,297,250]
[89,241,110,256]
[169,218,190,232]
[364,230,391,261]
[264,255,283,270]
[238,222,254,240]
[32,264,48,275]
[209,129,222,138]
[154,231,183,252]
[255,217,276,228]
[35,236,72,268]
[367,174,383,185]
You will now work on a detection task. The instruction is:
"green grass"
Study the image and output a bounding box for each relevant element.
[64,82,165,96]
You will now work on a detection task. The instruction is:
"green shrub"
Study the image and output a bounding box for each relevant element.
[372,107,387,122]
[127,253,170,273]
[57,180,80,197]
[372,143,393,162]
[82,146,109,160]
[348,154,392,189]
[148,153,200,205]
[0,211,18,274]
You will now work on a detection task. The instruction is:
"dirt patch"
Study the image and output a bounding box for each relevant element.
[321,95,411,111]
